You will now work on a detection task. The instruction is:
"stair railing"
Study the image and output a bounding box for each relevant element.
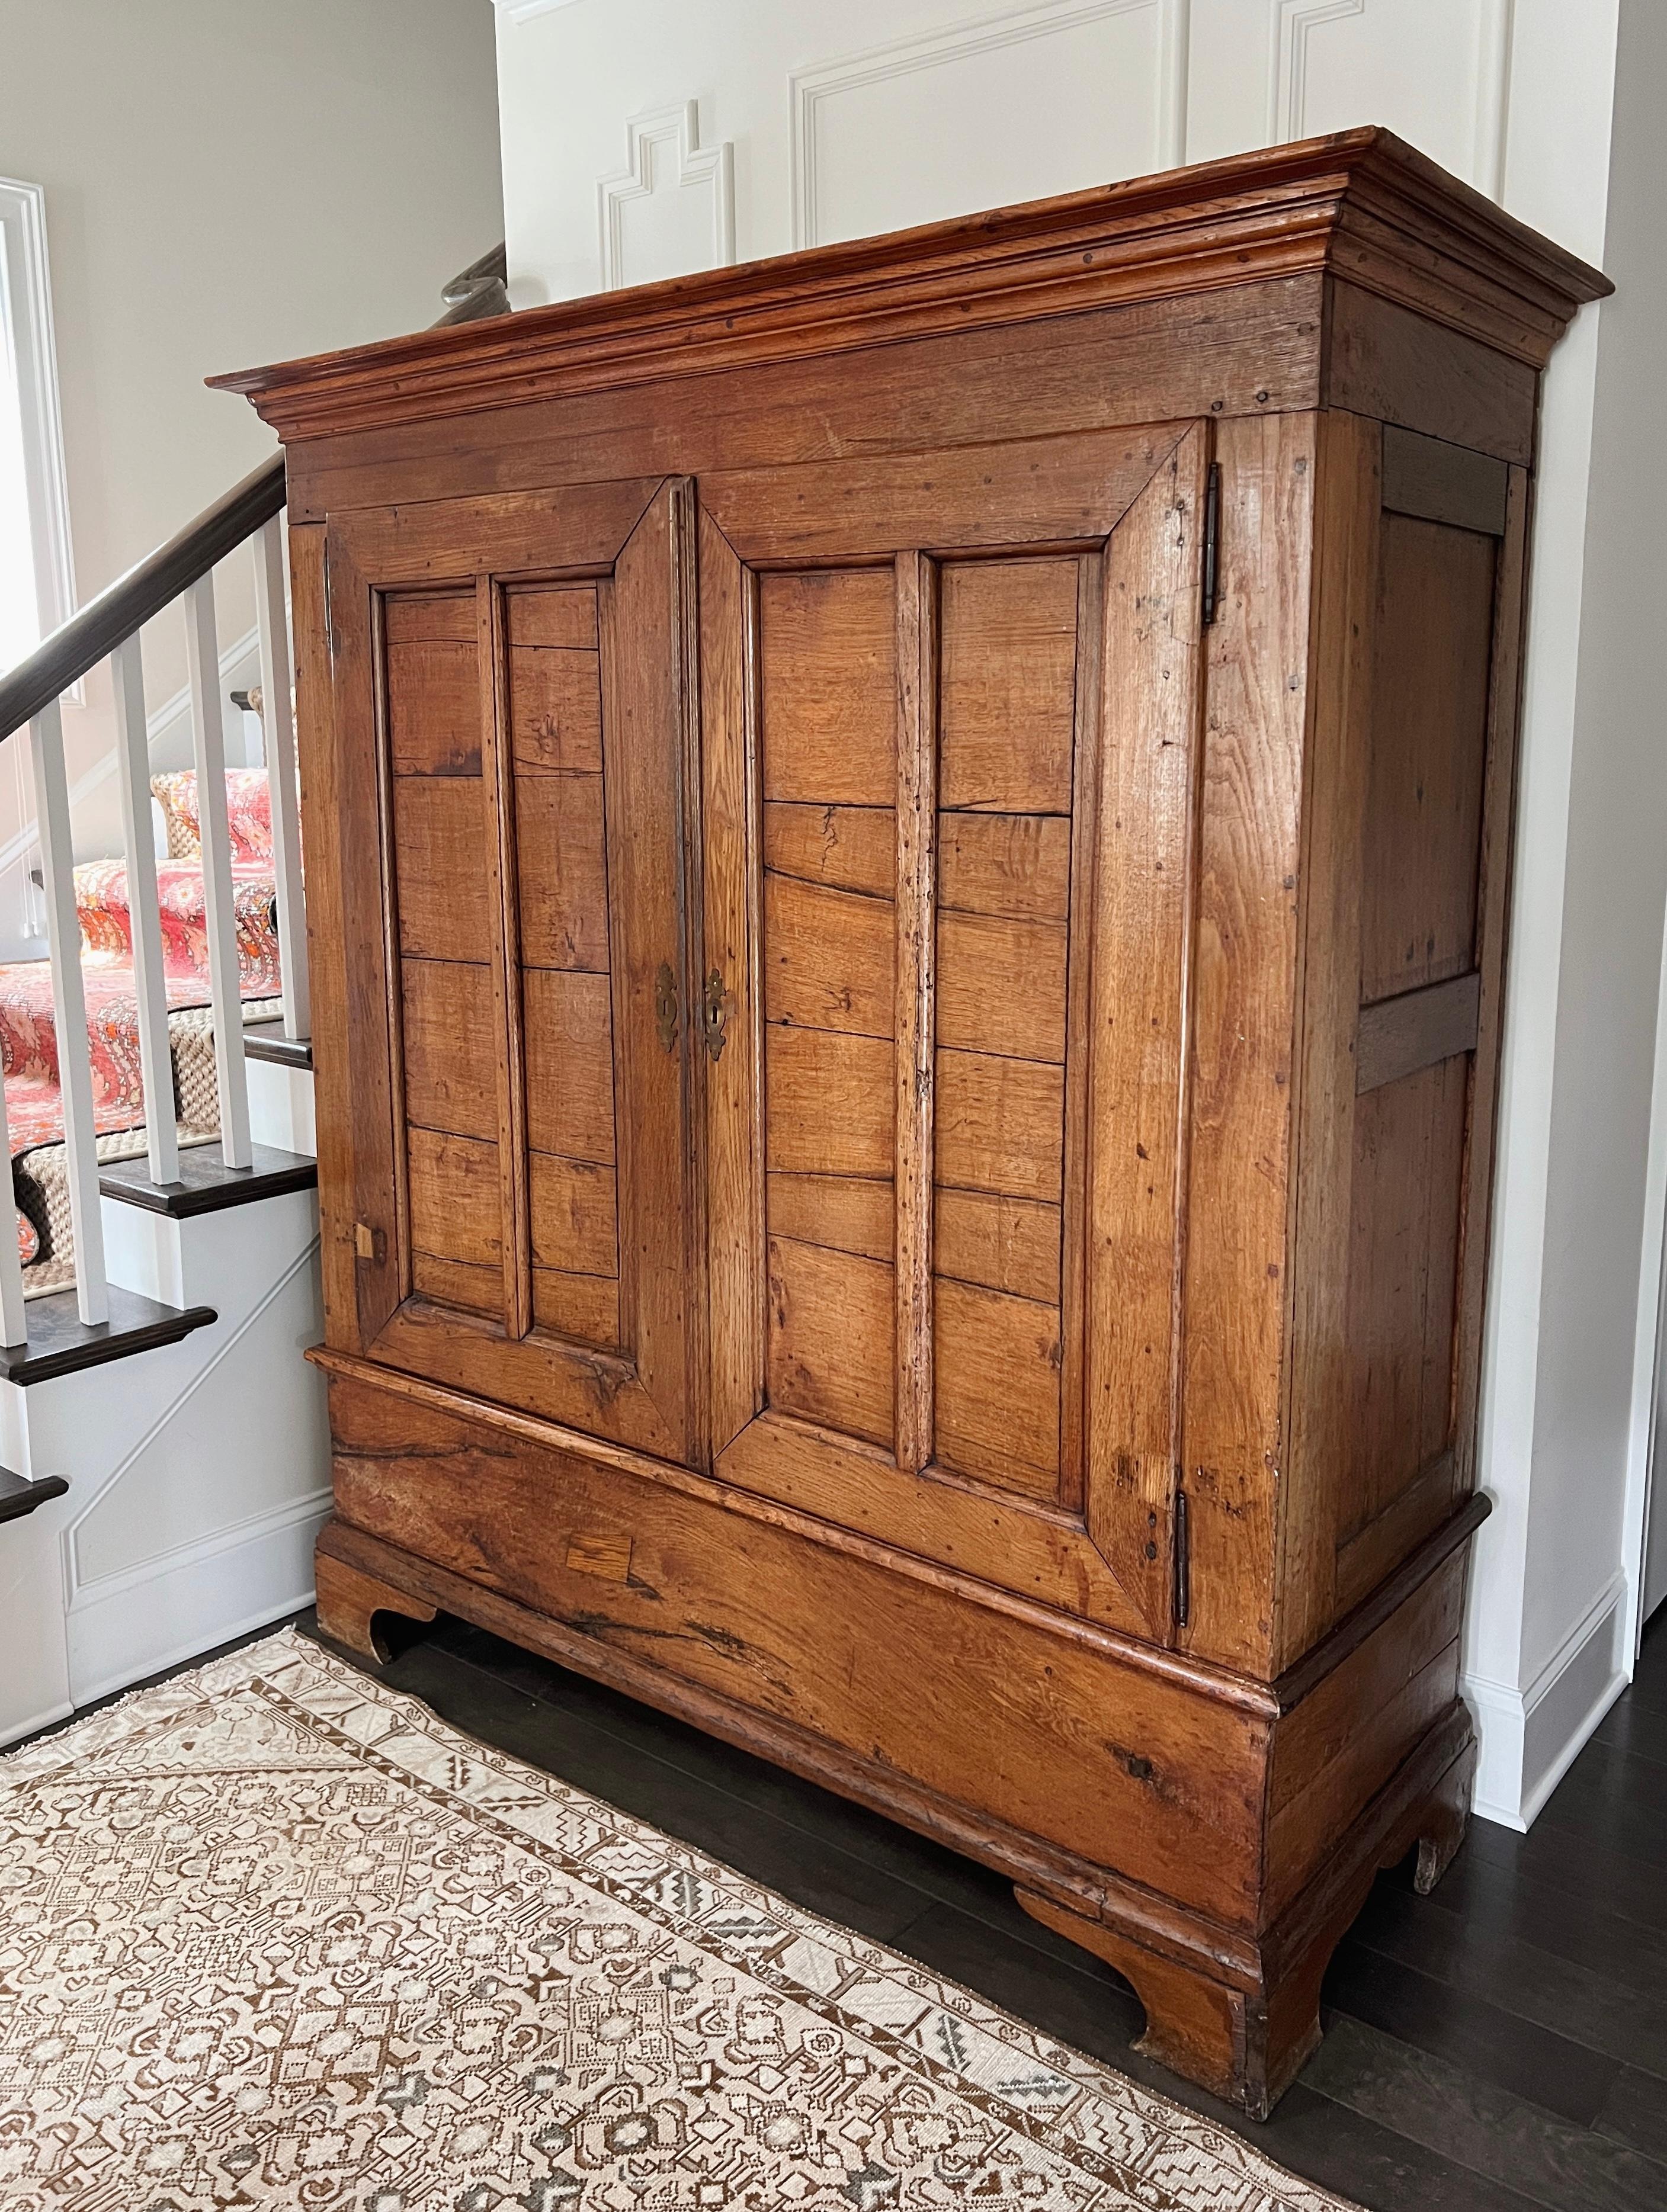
[0,246,508,1338]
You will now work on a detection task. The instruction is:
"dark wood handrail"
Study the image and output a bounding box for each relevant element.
[0,457,286,741]
[0,242,509,744]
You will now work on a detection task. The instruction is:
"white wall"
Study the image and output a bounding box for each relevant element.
[494,0,1661,1826]
[0,0,504,915]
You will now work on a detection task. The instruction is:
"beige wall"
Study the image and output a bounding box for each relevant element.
[0,0,502,884]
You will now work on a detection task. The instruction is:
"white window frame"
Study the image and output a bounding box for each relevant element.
[0,175,76,669]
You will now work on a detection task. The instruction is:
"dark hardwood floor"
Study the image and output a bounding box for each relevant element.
[28,1601,1667,2210]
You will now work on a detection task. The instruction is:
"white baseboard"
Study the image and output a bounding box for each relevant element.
[64,1487,329,1709]
[1465,1572,1628,1829]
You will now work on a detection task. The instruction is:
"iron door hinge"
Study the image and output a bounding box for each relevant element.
[1174,1481,1191,1631]
[1201,461,1222,629]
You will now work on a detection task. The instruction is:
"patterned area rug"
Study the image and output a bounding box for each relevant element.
[0,1631,1359,2210]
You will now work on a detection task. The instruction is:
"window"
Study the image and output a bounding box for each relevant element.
[0,176,75,678]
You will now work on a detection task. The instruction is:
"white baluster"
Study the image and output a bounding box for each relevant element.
[110,636,178,1186]
[252,516,309,1041]
[0,1049,27,1348]
[30,698,108,1325]
[184,575,252,1169]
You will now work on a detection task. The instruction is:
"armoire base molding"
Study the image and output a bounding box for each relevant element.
[313,1503,1475,2118]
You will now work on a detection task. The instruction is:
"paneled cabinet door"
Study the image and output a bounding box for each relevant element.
[324,477,705,1465]
[700,425,1210,1640]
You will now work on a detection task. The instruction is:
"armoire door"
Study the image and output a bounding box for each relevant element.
[699,425,1210,1642]
[324,476,705,1465]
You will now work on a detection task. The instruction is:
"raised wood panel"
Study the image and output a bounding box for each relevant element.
[387,637,480,778]
[764,874,895,1039]
[391,778,491,962]
[758,570,895,805]
[766,1028,894,1178]
[1360,515,1496,1006]
[528,1152,618,1280]
[533,1266,621,1347]
[402,959,496,1139]
[523,968,615,1166]
[411,1250,501,1318]
[936,1049,1063,1202]
[940,559,1078,813]
[767,1233,894,1447]
[768,1173,894,1262]
[515,770,610,972]
[510,647,603,774]
[934,1187,1060,1304]
[506,585,598,649]
[1344,1057,1469,1540]
[936,911,1066,1063]
[934,1276,1062,1500]
[386,592,476,645]
[764,802,895,897]
[408,1126,501,1269]
[938,811,1071,920]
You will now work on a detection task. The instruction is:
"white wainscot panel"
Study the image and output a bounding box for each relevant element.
[1267,0,1512,195]
[793,0,1190,250]
[598,102,735,290]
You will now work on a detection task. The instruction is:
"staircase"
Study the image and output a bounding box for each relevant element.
[0,245,508,1742]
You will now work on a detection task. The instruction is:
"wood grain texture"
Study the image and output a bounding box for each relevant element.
[522,968,615,1165]
[1277,411,1381,1670]
[1355,972,1480,1094]
[401,958,496,1140]
[1179,415,1312,1676]
[698,513,764,1460]
[387,638,479,775]
[763,875,894,1039]
[767,1029,893,1178]
[529,1152,618,1279]
[506,585,598,649]
[938,811,1071,921]
[1360,515,1496,1005]
[934,1276,1061,1500]
[706,431,1182,568]
[758,570,895,806]
[1381,424,1509,535]
[768,1173,893,1261]
[479,577,531,1340]
[940,558,1079,813]
[934,1187,1059,1303]
[285,278,1328,525]
[936,911,1067,1062]
[894,551,936,1476]
[515,771,610,972]
[510,647,602,774]
[767,1233,895,1449]
[288,522,362,1349]
[392,778,491,962]
[1083,428,1207,1640]
[765,802,895,897]
[936,1049,1063,1202]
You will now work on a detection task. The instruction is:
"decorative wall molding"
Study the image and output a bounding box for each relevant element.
[1465,1571,1627,1829]
[790,0,1192,252]
[492,0,585,24]
[0,176,77,665]
[597,102,735,293]
[1266,0,1366,145]
[1267,0,1514,201]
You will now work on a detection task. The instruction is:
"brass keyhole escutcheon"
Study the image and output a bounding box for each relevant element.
[655,962,678,1053]
[703,969,729,1062]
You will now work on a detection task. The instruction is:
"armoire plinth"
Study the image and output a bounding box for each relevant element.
[217,129,1608,2115]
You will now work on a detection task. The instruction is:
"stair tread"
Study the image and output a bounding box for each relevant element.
[0,1285,217,1387]
[0,1468,68,1524]
[99,1143,317,1219]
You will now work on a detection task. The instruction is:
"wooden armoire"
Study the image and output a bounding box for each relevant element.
[219,130,1607,2114]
